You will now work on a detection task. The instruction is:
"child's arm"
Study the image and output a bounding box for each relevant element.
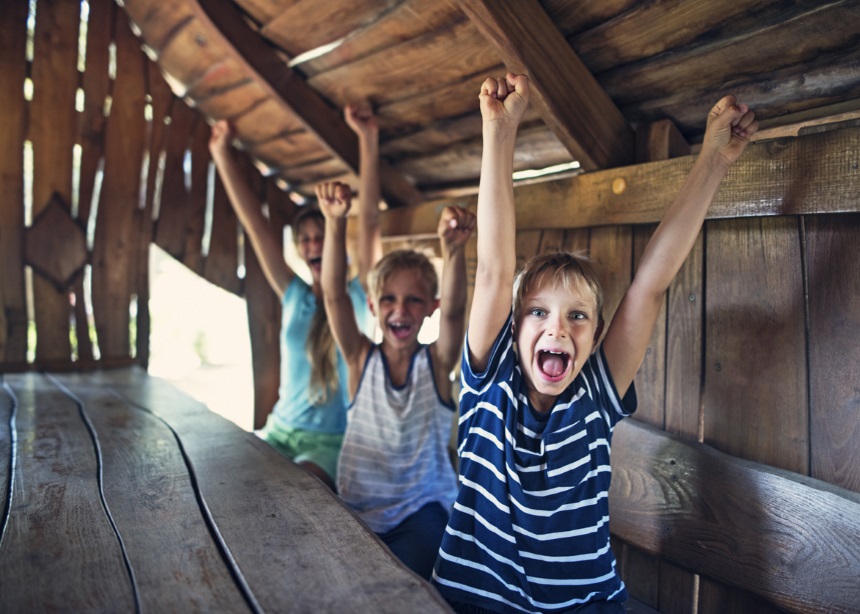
[345,104,383,290]
[469,73,530,371]
[209,121,294,297]
[603,96,759,397]
[433,206,477,373]
[318,181,369,368]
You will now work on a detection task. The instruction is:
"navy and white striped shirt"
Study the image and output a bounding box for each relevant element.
[433,316,636,613]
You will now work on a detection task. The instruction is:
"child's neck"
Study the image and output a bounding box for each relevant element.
[381,339,420,388]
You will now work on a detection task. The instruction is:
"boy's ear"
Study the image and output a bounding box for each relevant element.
[592,320,605,351]
[367,296,376,317]
[431,298,440,314]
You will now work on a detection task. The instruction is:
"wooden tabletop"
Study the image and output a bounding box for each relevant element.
[0,368,451,613]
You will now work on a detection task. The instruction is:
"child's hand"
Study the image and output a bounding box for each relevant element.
[479,73,530,127]
[344,104,378,139]
[438,206,476,249]
[702,96,759,166]
[315,182,352,219]
[209,120,234,157]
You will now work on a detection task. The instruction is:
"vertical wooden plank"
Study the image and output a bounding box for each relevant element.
[588,226,632,334]
[622,544,660,609]
[182,116,210,275]
[658,562,696,614]
[153,100,196,261]
[0,374,136,611]
[29,0,81,362]
[538,229,565,253]
[202,167,242,295]
[806,214,860,493]
[703,217,808,474]
[631,224,665,429]
[665,232,704,439]
[561,227,589,254]
[515,229,543,272]
[0,0,29,362]
[91,10,147,359]
[54,376,250,612]
[242,164,281,431]
[698,577,781,614]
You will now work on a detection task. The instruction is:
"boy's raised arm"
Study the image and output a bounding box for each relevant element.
[469,73,530,371]
[345,104,383,291]
[318,181,366,365]
[434,206,477,373]
[603,96,759,397]
[209,120,294,297]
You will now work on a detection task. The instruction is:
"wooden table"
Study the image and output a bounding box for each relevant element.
[0,368,452,613]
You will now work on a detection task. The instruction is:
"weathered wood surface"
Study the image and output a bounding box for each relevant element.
[609,418,860,614]
[806,213,860,492]
[0,369,452,613]
[0,0,28,364]
[0,374,137,611]
[454,0,634,170]
[704,217,808,473]
[28,0,80,362]
[376,123,860,238]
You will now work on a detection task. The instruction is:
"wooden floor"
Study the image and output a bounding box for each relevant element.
[0,368,451,613]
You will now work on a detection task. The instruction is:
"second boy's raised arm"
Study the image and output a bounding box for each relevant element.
[345,104,383,290]
[434,206,476,373]
[469,73,530,371]
[318,182,367,367]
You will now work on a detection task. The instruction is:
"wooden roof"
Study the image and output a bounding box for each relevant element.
[122,0,860,207]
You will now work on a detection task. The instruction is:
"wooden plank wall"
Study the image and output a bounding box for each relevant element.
[0,0,284,393]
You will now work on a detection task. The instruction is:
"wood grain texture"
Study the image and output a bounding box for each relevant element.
[202,167,243,295]
[0,374,136,612]
[806,213,860,493]
[378,125,860,236]
[587,226,632,335]
[299,0,461,77]
[261,0,397,59]
[154,100,197,260]
[704,218,808,473]
[29,0,80,361]
[631,225,665,430]
[454,0,634,169]
[665,232,704,440]
[81,368,453,613]
[0,0,28,363]
[609,418,860,613]
[92,13,148,359]
[52,376,252,612]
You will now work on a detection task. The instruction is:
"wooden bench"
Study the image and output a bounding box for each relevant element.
[609,419,860,613]
[0,368,451,612]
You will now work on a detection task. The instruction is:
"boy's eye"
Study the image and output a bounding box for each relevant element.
[379,296,394,304]
[569,312,586,321]
[529,308,546,317]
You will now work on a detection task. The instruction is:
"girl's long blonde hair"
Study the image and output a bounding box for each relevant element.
[293,208,338,405]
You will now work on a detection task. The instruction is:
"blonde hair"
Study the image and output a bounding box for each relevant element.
[293,207,337,405]
[513,252,604,324]
[368,249,439,301]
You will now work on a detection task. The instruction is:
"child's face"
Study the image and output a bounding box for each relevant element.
[515,279,601,412]
[296,219,325,279]
[371,268,439,351]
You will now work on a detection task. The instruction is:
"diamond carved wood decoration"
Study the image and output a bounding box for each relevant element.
[24,192,88,290]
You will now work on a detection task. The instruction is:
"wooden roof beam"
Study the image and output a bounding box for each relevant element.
[122,0,423,207]
[453,0,634,170]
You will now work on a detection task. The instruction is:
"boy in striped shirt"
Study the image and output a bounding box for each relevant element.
[432,74,758,613]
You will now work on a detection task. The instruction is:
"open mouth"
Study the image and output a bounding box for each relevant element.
[307,257,322,270]
[388,321,414,340]
[537,350,571,381]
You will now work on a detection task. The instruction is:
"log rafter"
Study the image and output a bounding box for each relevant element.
[120,0,423,207]
[453,0,635,170]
